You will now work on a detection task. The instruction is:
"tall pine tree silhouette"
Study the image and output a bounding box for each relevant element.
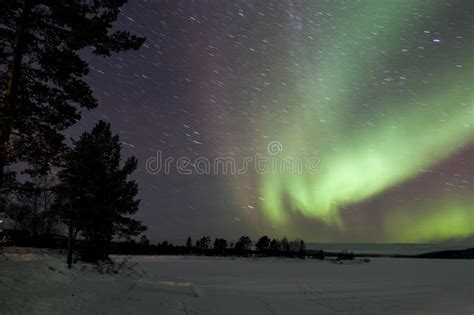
[0,0,145,209]
[56,121,145,265]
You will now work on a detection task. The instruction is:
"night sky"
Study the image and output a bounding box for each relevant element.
[73,1,473,243]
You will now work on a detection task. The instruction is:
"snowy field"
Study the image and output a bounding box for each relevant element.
[1,249,473,314]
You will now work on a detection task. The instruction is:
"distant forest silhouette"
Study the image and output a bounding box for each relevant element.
[109,235,356,261]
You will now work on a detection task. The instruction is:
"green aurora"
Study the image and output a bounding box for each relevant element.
[258,1,473,242]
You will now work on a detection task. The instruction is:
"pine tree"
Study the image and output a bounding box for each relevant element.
[213,238,227,255]
[280,237,290,252]
[269,238,281,253]
[235,236,252,254]
[0,0,145,208]
[298,240,306,258]
[255,235,270,253]
[186,236,193,249]
[197,236,211,250]
[56,121,145,265]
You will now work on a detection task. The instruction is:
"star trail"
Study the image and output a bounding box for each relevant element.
[77,1,473,242]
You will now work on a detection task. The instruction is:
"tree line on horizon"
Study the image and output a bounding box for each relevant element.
[109,235,352,260]
[188,235,307,257]
[0,0,147,266]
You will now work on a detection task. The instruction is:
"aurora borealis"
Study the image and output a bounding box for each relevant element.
[259,1,473,240]
[79,1,473,243]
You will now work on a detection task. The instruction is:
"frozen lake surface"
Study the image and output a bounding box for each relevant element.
[1,251,473,314]
[134,256,474,314]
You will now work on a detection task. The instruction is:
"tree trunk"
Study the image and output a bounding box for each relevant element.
[0,1,31,204]
[67,221,73,268]
[67,202,74,268]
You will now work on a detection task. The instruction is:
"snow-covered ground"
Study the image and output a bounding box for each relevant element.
[1,248,473,314]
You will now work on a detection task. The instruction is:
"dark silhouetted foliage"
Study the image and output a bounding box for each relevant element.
[55,121,145,262]
[255,235,270,254]
[315,249,325,260]
[140,235,150,246]
[0,0,145,207]
[269,238,281,253]
[337,250,355,261]
[213,238,227,256]
[186,237,193,250]
[235,236,252,256]
[196,236,211,251]
[298,240,306,258]
[280,237,289,253]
